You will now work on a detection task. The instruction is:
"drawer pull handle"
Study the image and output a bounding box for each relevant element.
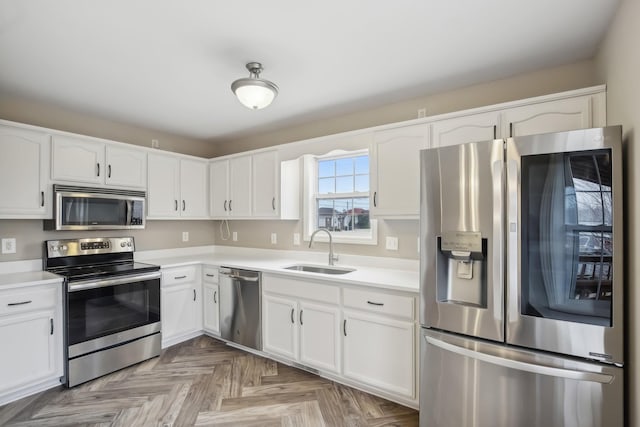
[193,289,196,301]
[299,309,303,325]
[367,300,384,306]
[214,291,217,304]
[206,274,215,277]
[290,308,295,324]
[8,300,32,306]
[41,191,45,207]
[50,318,54,335]
[343,319,347,336]
[174,275,187,280]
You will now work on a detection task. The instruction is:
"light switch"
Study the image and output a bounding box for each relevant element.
[2,238,16,254]
[386,236,398,251]
[293,233,301,246]
[182,232,189,242]
[232,231,238,241]
[271,233,277,244]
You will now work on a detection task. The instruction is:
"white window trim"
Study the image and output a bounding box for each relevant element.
[302,150,378,245]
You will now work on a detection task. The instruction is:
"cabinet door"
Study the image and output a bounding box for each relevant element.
[371,123,429,218]
[0,125,50,218]
[51,135,104,184]
[343,310,415,398]
[210,160,230,218]
[0,310,56,393]
[147,153,180,218]
[180,159,208,218]
[263,294,298,361]
[229,156,252,217]
[501,96,593,138]
[203,283,220,335]
[252,150,279,217]
[161,283,198,343]
[431,111,500,148]
[105,145,147,188]
[299,301,340,373]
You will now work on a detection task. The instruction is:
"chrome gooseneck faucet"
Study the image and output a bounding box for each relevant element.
[309,228,338,266]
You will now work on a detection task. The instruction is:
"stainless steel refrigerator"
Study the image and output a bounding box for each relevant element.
[419,126,624,427]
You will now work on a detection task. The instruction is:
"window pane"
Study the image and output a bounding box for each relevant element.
[352,197,370,230]
[317,200,334,228]
[335,158,353,176]
[318,178,335,194]
[355,175,369,192]
[354,156,369,174]
[603,192,612,226]
[576,192,603,225]
[318,160,335,178]
[336,176,354,193]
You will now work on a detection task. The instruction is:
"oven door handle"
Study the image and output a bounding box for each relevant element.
[68,271,161,292]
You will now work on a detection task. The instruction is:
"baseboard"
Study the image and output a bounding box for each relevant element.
[0,377,63,406]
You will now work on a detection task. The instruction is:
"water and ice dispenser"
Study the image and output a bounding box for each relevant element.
[436,231,487,307]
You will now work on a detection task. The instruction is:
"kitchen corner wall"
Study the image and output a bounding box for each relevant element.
[212,219,419,260]
[0,220,216,261]
[595,0,640,424]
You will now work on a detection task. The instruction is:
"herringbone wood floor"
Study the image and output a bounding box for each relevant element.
[0,336,418,426]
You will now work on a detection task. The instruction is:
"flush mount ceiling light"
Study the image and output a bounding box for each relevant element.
[231,62,279,110]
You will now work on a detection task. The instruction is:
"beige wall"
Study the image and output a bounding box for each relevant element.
[0,220,216,261]
[0,93,217,158]
[213,219,419,260]
[213,60,599,155]
[595,0,640,424]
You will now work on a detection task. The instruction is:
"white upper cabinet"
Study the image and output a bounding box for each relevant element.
[147,153,208,219]
[180,158,208,218]
[252,150,279,218]
[501,95,599,137]
[370,123,429,219]
[210,156,252,218]
[0,124,51,218]
[51,135,104,185]
[51,135,147,189]
[209,160,230,217]
[104,145,147,188]
[431,111,500,148]
[229,156,252,217]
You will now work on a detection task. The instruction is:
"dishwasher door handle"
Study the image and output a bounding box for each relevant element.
[222,273,259,282]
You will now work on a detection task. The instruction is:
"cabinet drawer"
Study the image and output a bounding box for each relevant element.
[343,287,415,320]
[202,267,219,284]
[162,266,197,286]
[263,274,339,305]
[0,286,57,316]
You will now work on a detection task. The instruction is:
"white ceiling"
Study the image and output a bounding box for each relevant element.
[0,0,620,142]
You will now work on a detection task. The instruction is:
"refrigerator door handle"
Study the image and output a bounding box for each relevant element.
[491,158,504,323]
[506,146,520,323]
[425,335,614,384]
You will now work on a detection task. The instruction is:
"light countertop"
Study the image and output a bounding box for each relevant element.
[140,249,419,293]
[0,271,63,290]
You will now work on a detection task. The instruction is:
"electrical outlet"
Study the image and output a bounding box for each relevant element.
[2,238,16,254]
[182,231,189,242]
[271,233,277,245]
[232,231,238,241]
[293,233,301,246]
[386,236,398,251]
[151,139,159,148]
[418,108,426,118]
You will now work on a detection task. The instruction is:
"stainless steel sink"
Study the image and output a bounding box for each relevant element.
[283,264,356,275]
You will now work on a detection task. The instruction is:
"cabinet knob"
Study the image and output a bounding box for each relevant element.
[96,163,100,177]
[299,309,303,325]
[108,164,112,178]
[174,200,178,211]
[272,197,276,211]
[41,191,45,207]
[224,200,227,211]
[213,290,217,304]
[290,308,295,324]
[343,319,347,336]
[183,200,186,211]
[373,192,377,208]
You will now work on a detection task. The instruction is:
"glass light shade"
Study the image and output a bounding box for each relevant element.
[231,79,278,110]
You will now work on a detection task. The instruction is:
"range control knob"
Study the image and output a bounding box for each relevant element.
[127,241,132,247]
[61,245,68,251]
[120,242,126,247]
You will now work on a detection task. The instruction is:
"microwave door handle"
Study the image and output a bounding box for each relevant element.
[126,200,133,226]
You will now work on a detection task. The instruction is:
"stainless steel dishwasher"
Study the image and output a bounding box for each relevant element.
[218,267,262,351]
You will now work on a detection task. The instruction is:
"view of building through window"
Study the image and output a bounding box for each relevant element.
[316,155,370,234]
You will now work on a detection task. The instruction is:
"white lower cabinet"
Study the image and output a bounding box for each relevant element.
[161,266,202,347]
[202,266,220,336]
[262,273,417,406]
[262,274,341,374]
[342,310,415,398]
[0,282,63,405]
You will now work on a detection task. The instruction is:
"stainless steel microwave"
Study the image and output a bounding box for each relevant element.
[44,185,146,230]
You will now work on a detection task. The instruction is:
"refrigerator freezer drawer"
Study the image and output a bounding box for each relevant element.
[420,329,623,427]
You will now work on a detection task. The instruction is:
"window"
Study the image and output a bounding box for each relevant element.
[303,150,377,245]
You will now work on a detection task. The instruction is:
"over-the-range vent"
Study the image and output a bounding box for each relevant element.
[53,184,145,198]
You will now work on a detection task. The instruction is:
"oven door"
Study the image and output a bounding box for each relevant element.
[67,271,161,358]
